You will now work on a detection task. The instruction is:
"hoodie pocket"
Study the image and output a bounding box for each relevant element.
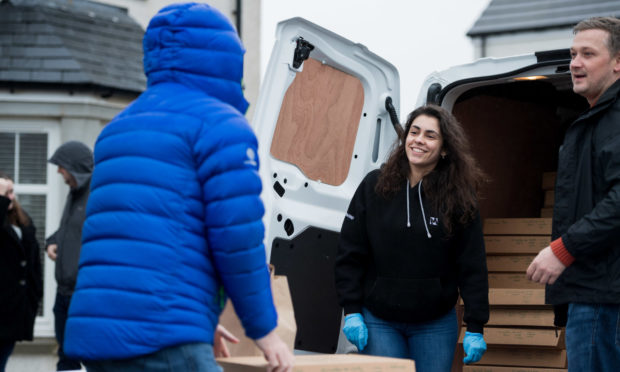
[366,276,442,315]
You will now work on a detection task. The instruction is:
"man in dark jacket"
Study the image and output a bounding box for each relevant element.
[45,140,93,371]
[527,17,620,370]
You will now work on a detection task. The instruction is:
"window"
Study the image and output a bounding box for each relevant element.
[0,133,48,249]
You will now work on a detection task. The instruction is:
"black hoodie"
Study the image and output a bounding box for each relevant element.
[335,169,489,333]
[46,141,93,296]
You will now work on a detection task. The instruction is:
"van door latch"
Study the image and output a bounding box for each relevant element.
[293,37,315,69]
[385,96,404,137]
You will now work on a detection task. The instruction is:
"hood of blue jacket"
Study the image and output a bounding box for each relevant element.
[142,2,249,114]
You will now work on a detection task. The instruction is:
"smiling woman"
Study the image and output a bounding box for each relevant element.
[405,114,446,183]
[335,104,490,372]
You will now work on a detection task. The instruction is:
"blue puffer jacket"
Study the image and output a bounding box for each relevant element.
[64,3,277,360]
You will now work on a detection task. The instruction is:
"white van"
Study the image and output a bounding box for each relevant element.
[252,17,585,354]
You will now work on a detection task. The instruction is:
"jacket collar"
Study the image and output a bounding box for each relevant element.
[577,78,620,121]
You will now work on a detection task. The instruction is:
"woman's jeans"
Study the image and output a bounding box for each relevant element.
[361,307,458,372]
[84,343,222,372]
[566,303,620,371]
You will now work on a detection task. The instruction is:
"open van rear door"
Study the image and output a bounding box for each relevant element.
[252,17,400,353]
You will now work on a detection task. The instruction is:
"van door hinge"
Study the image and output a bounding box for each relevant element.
[293,37,315,69]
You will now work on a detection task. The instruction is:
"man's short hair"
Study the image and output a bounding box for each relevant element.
[574,17,620,56]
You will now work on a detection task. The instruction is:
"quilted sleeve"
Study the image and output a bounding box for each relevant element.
[194,108,277,340]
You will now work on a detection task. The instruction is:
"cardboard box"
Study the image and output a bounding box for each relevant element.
[483,218,552,235]
[218,272,296,357]
[459,327,564,349]
[486,255,536,272]
[544,190,555,207]
[217,354,415,372]
[477,347,567,368]
[489,288,546,305]
[488,273,544,289]
[464,365,566,372]
[540,207,553,218]
[542,172,557,190]
[485,236,549,255]
[487,308,555,327]
[459,289,546,306]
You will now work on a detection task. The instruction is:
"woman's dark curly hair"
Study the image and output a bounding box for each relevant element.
[375,104,485,234]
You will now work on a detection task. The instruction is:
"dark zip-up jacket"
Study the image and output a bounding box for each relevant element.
[335,170,489,333]
[547,79,620,322]
[46,141,93,296]
[0,196,43,342]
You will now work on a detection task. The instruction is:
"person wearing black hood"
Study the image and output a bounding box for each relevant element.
[45,140,93,371]
[335,105,489,372]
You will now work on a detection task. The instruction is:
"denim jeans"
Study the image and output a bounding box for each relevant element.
[361,307,458,372]
[53,292,82,371]
[566,303,620,371]
[84,343,222,372]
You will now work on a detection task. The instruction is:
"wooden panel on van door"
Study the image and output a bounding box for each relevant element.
[270,58,364,186]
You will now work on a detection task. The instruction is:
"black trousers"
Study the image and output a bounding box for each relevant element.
[53,292,82,371]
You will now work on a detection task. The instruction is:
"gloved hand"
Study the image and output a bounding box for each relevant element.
[463,331,486,364]
[343,313,368,351]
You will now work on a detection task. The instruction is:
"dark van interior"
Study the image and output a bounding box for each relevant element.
[451,75,589,220]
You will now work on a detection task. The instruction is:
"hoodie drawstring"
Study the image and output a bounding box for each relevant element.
[406,179,411,228]
[418,179,432,238]
[406,179,432,239]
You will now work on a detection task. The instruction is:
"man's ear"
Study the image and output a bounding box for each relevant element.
[613,52,620,73]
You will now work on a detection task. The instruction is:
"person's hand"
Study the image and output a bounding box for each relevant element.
[254,329,294,372]
[46,244,58,261]
[343,313,368,351]
[463,331,486,364]
[213,324,239,357]
[526,246,566,285]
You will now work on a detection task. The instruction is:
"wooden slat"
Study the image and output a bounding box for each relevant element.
[484,218,552,235]
[486,255,536,272]
[485,236,549,255]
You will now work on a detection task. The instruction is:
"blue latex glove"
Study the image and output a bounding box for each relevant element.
[463,331,486,364]
[343,313,368,351]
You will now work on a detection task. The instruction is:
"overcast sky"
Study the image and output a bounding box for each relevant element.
[260,0,491,114]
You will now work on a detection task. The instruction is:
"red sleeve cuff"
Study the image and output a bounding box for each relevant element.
[550,237,575,267]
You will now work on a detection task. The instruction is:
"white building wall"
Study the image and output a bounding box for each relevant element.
[473,28,575,59]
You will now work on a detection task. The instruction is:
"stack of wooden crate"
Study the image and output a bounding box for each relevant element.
[459,173,567,371]
[540,172,556,217]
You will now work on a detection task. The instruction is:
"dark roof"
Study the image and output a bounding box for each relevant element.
[468,0,620,37]
[0,0,146,93]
